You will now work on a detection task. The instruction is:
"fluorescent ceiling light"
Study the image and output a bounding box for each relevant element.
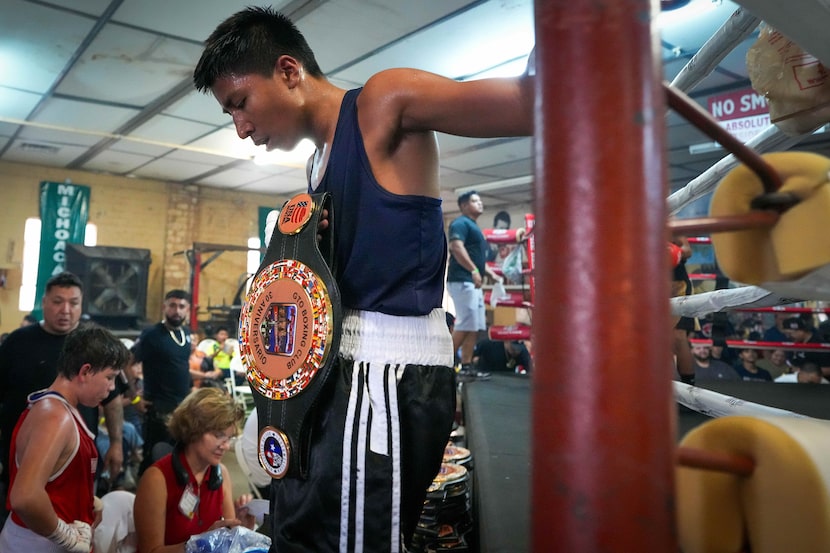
[252,139,316,167]
[689,141,722,154]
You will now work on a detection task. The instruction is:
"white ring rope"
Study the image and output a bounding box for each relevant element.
[667,124,803,215]
[670,285,801,318]
[671,8,761,93]
[674,381,810,420]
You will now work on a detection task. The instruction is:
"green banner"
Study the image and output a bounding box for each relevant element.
[33,181,90,316]
[259,205,276,258]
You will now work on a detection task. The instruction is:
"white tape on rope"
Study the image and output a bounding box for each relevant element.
[670,285,800,318]
[674,381,809,419]
[671,8,760,93]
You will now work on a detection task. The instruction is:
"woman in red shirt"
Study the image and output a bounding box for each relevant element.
[134,387,255,552]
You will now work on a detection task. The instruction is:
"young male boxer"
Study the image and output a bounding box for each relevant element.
[194,8,534,552]
[0,326,130,552]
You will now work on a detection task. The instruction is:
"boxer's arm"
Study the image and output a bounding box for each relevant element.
[10,406,75,537]
[363,67,534,139]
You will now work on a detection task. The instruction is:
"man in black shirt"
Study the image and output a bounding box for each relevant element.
[134,289,192,474]
[473,339,532,374]
[0,272,125,521]
[783,316,830,378]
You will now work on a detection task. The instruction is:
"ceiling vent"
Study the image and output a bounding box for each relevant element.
[19,142,60,154]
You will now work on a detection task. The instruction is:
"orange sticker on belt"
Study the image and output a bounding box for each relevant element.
[278,193,314,235]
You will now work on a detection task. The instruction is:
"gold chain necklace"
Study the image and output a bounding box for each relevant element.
[167,326,186,347]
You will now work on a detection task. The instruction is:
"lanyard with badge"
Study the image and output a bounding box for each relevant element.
[179,482,200,520]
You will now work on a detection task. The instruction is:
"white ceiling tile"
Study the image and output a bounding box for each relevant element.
[0,87,41,120]
[129,114,217,145]
[438,168,499,189]
[30,97,140,134]
[437,134,495,155]
[187,128,258,160]
[330,0,534,83]
[131,156,219,181]
[474,158,533,180]
[0,0,96,93]
[111,0,294,42]
[237,173,307,195]
[196,167,278,188]
[58,0,112,17]
[439,138,531,173]
[55,24,202,105]
[80,149,154,174]
[163,148,235,166]
[254,165,305,177]
[164,91,230,126]
[2,139,89,166]
[108,138,173,158]
[300,0,480,75]
[16,126,102,148]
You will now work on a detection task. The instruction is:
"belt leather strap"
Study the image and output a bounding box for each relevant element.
[238,192,342,479]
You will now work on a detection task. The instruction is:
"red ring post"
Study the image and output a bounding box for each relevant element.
[532,2,677,551]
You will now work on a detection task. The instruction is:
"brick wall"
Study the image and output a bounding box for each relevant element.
[0,160,284,334]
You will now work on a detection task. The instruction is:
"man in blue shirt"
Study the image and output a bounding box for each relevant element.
[447,191,502,377]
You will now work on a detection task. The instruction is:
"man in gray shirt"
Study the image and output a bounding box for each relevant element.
[690,340,739,382]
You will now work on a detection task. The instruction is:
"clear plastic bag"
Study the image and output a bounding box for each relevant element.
[489,280,510,308]
[185,526,271,553]
[501,243,524,284]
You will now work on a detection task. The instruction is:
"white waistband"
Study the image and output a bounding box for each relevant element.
[339,308,454,367]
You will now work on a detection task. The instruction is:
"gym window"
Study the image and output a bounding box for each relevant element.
[18,218,97,311]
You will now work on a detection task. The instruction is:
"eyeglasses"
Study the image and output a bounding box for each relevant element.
[211,432,237,447]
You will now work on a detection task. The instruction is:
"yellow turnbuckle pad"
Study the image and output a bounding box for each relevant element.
[710,151,830,285]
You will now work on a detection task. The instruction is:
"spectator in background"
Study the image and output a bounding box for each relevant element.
[671,235,697,386]
[732,347,773,382]
[134,289,192,475]
[775,361,828,383]
[211,326,241,385]
[783,316,830,379]
[473,339,532,375]
[133,387,255,551]
[0,272,125,525]
[763,313,791,343]
[690,338,739,382]
[710,338,737,368]
[19,314,37,328]
[189,329,224,389]
[756,348,790,380]
[447,191,503,377]
[486,210,513,264]
[0,326,129,552]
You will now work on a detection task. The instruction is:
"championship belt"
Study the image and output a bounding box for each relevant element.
[238,192,341,480]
